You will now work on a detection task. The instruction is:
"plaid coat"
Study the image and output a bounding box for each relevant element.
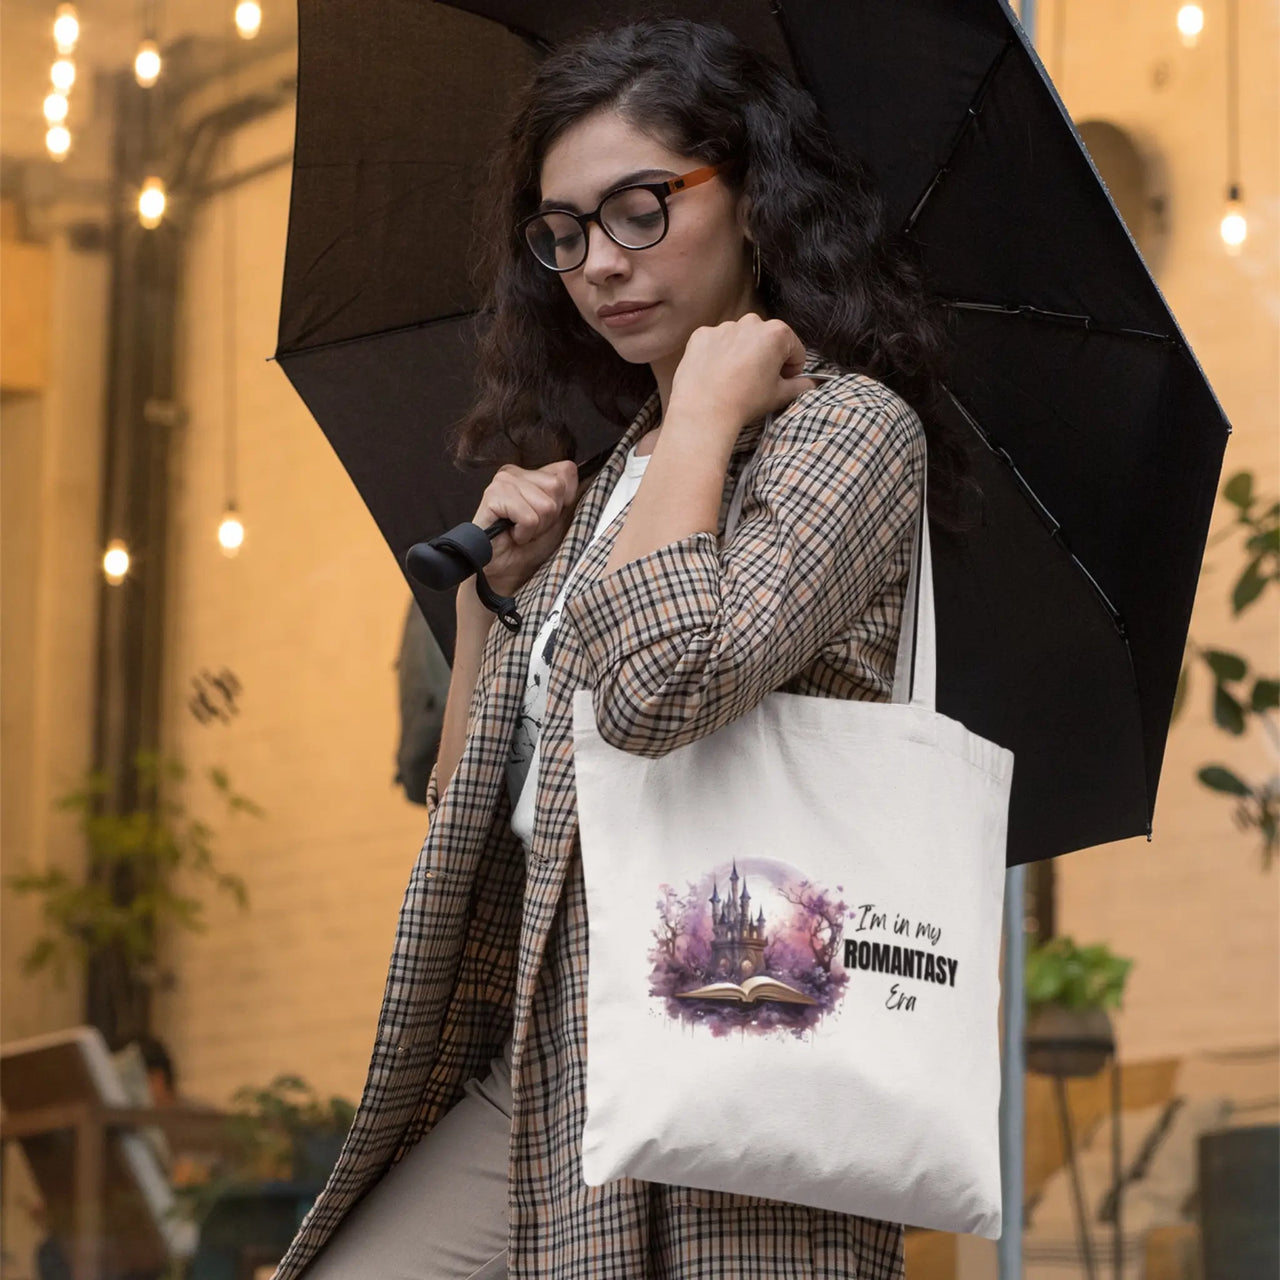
[276,348,925,1279]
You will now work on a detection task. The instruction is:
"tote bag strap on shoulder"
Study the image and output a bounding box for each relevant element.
[891,462,935,712]
[725,410,934,713]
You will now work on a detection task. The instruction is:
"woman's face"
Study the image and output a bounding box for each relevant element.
[537,109,761,371]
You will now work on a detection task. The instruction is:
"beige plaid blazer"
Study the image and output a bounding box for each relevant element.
[276,348,925,1279]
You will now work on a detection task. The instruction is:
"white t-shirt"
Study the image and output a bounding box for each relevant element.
[506,445,651,850]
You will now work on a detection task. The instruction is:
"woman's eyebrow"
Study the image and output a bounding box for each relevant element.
[537,168,676,214]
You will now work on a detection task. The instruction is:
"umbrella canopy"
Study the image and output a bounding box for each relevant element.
[275,0,1229,865]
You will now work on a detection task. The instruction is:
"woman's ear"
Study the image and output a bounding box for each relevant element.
[734,190,752,238]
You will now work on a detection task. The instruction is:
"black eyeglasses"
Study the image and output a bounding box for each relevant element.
[518,163,727,273]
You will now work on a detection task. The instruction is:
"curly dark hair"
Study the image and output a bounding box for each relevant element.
[453,17,974,527]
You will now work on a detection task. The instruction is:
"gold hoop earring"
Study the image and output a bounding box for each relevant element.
[752,241,762,288]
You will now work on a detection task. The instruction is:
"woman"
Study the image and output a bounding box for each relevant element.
[283,17,970,1280]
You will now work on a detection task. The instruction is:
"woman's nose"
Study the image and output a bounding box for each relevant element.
[581,222,632,284]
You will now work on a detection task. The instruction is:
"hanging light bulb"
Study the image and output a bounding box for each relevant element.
[51,58,76,92]
[234,1,262,38]
[103,539,131,584]
[217,505,246,556]
[45,124,71,159]
[1220,185,1247,254]
[138,177,167,228]
[134,39,161,87]
[1176,4,1204,47]
[53,4,79,54]
[50,59,76,93]
[43,92,69,124]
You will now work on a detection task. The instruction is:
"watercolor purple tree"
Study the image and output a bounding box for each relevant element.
[648,865,853,1038]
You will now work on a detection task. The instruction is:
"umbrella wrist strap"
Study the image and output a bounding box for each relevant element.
[422,521,522,632]
[474,571,522,633]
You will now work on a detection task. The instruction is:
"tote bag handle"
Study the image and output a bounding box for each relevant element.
[725,412,934,712]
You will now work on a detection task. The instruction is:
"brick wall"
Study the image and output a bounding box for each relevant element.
[1041,0,1279,1062]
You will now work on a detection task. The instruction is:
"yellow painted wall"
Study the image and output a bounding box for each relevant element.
[0,198,51,394]
[1,231,110,1044]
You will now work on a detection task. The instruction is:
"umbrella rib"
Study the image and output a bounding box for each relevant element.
[943,385,1153,837]
[430,3,553,54]
[943,385,1127,638]
[942,300,1174,344]
[904,38,1017,234]
[273,309,481,362]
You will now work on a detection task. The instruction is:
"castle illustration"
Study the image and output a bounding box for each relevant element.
[709,861,768,978]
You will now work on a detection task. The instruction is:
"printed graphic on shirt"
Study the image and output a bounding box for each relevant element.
[508,616,560,777]
[649,862,959,1037]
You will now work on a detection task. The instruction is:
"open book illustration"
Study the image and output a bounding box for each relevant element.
[675,975,818,1006]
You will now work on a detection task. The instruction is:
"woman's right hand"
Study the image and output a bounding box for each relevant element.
[471,459,581,598]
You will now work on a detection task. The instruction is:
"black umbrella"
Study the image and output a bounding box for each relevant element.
[275,0,1229,865]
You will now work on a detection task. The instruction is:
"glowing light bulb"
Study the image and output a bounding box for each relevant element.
[1176,4,1204,46]
[234,1,262,38]
[218,508,245,556]
[103,539,130,583]
[134,40,161,87]
[43,92,69,124]
[138,177,166,229]
[53,4,79,53]
[51,58,76,92]
[46,124,71,159]
[1220,189,1247,254]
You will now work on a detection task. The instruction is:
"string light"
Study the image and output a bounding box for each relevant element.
[1220,0,1247,254]
[218,507,245,556]
[46,124,71,159]
[103,540,130,584]
[138,177,167,228]
[46,8,77,159]
[219,70,245,558]
[1176,4,1204,47]
[51,57,76,92]
[1220,187,1247,253]
[234,1,262,38]
[53,4,79,54]
[135,39,161,87]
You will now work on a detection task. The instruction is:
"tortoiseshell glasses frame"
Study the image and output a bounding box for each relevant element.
[518,163,728,273]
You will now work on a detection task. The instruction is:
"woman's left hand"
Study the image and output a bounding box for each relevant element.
[668,314,818,439]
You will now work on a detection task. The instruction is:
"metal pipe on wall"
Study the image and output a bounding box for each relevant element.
[998,2,1034,1275]
[87,59,294,1047]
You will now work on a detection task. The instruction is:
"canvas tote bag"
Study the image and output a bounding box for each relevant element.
[571,440,1013,1237]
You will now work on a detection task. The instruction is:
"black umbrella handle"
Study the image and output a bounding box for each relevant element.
[404,520,523,630]
[404,444,615,631]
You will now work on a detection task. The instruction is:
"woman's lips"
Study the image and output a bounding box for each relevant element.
[599,302,660,329]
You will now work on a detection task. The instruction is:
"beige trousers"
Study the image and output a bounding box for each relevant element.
[304,1041,513,1279]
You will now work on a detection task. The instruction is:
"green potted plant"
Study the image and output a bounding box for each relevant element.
[5,750,259,1045]
[225,1074,357,1186]
[1024,936,1133,1077]
[1175,469,1278,868]
[167,1075,357,1248]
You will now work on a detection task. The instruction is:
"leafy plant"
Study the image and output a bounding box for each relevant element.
[1174,470,1279,868]
[5,750,261,986]
[1025,936,1133,1013]
[171,1074,356,1231]
[222,1074,356,1182]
